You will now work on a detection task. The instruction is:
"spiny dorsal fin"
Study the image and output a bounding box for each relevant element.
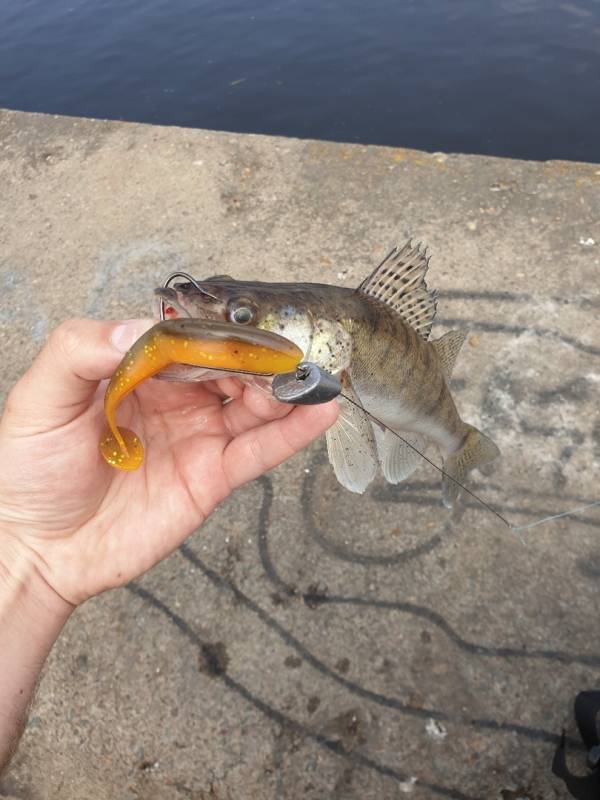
[432,330,467,378]
[356,241,438,339]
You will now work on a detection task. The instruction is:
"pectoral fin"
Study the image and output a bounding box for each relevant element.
[326,378,378,493]
[373,425,425,484]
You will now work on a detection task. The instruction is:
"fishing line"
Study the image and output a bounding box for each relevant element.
[339,391,600,534]
[512,501,600,532]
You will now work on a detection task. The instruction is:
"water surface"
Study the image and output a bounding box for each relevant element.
[1,0,599,161]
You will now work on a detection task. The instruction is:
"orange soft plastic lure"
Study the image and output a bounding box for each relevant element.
[100,319,303,471]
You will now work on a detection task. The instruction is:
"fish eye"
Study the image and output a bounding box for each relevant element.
[229,304,255,325]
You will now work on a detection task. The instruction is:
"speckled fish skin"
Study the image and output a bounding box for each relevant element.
[153,243,500,505]
[346,299,463,448]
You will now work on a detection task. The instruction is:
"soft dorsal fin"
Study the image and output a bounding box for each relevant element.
[432,330,467,378]
[356,241,438,339]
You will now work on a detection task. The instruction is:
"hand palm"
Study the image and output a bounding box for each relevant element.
[0,320,337,606]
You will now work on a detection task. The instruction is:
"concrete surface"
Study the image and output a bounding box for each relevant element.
[0,108,599,800]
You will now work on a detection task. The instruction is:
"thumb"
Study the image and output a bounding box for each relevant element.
[5,318,154,431]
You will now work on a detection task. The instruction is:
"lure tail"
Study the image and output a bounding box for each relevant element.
[442,424,500,509]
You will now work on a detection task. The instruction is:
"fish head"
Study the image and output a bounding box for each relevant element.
[154,275,319,361]
[154,275,230,322]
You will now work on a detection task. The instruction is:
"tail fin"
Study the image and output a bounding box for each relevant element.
[442,424,500,509]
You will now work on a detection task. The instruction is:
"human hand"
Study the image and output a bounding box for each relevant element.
[0,318,338,612]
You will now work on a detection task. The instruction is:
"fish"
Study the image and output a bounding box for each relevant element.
[153,241,500,506]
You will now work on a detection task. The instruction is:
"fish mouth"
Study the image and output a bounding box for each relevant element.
[153,287,193,320]
[153,285,225,322]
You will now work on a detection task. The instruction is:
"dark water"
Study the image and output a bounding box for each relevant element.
[1,0,600,162]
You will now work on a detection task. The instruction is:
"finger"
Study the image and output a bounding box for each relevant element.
[222,383,291,437]
[222,400,339,488]
[133,374,244,425]
[243,383,290,419]
[5,318,154,430]
[212,376,245,400]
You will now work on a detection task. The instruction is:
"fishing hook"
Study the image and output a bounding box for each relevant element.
[158,271,220,321]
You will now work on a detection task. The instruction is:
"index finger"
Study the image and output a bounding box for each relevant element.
[4,318,153,433]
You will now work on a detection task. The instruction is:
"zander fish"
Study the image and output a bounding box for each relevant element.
[154,242,500,506]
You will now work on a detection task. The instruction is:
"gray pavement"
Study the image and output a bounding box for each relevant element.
[1,108,599,799]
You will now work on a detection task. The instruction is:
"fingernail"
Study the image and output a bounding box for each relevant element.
[111,319,152,353]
